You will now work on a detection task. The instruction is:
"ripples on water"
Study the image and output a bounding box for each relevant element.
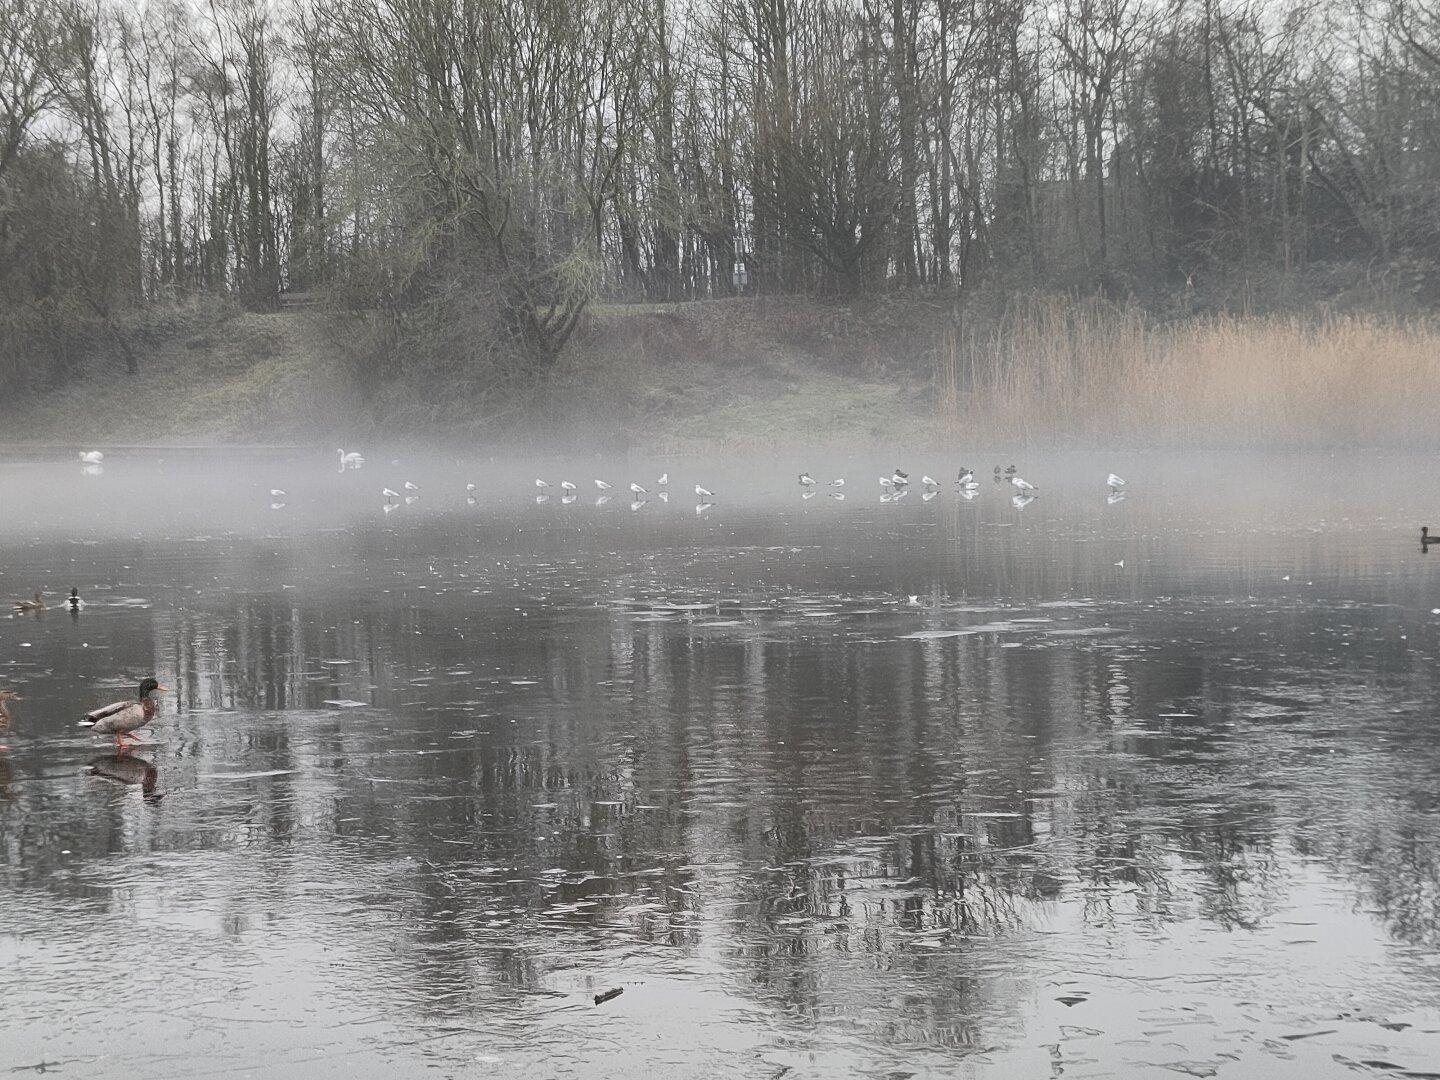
[2,450,1440,1078]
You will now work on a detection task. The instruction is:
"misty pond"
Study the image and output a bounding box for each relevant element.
[2,448,1440,1079]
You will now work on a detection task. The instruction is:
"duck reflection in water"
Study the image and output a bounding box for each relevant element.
[86,752,162,801]
[0,688,19,746]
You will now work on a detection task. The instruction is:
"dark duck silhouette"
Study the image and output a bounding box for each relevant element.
[86,753,161,800]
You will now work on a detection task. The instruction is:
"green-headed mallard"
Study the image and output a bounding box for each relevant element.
[80,678,167,750]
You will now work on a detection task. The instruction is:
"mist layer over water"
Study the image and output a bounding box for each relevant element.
[2,449,1439,1078]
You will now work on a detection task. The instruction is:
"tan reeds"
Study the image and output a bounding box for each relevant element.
[937,296,1440,448]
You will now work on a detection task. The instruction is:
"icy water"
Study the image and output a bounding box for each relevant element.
[3,449,1440,1079]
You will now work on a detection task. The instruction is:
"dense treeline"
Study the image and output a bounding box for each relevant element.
[3,0,1440,402]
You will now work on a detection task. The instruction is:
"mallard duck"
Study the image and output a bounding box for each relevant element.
[14,591,44,613]
[66,587,84,611]
[80,678,167,750]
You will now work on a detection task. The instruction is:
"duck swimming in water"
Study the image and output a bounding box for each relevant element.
[66,587,83,612]
[80,678,167,751]
[13,591,44,613]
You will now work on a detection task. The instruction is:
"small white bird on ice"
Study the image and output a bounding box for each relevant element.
[594,479,612,491]
[535,479,550,490]
[921,475,939,487]
[1009,476,1037,494]
[798,473,817,486]
[270,488,285,497]
[1107,473,1126,491]
[830,478,845,487]
[694,484,714,500]
[404,481,420,492]
[629,482,648,496]
[560,480,577,492]
[657,473,669,486]
[79,450,104,464]
[383,487,400,501]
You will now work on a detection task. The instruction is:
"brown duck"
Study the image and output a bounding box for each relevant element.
[80,679,167,750]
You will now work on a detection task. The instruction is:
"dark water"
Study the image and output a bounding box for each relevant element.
[3,449,1440,1078]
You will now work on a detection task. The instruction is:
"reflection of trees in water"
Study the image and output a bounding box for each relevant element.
[8,543,1440,1052]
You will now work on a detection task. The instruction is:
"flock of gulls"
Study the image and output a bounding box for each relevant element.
[327,449,1130,514]
[84,447,1130,515]
[520,464,1128,513]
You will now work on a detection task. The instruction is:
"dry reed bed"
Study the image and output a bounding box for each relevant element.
[938,300,1440,448]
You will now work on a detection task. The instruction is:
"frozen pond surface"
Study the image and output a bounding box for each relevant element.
[2,449,1440,1078]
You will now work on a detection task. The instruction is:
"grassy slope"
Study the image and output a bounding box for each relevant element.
[8,302,357,445]
[555,296,940,453]
[8,297,936,451]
